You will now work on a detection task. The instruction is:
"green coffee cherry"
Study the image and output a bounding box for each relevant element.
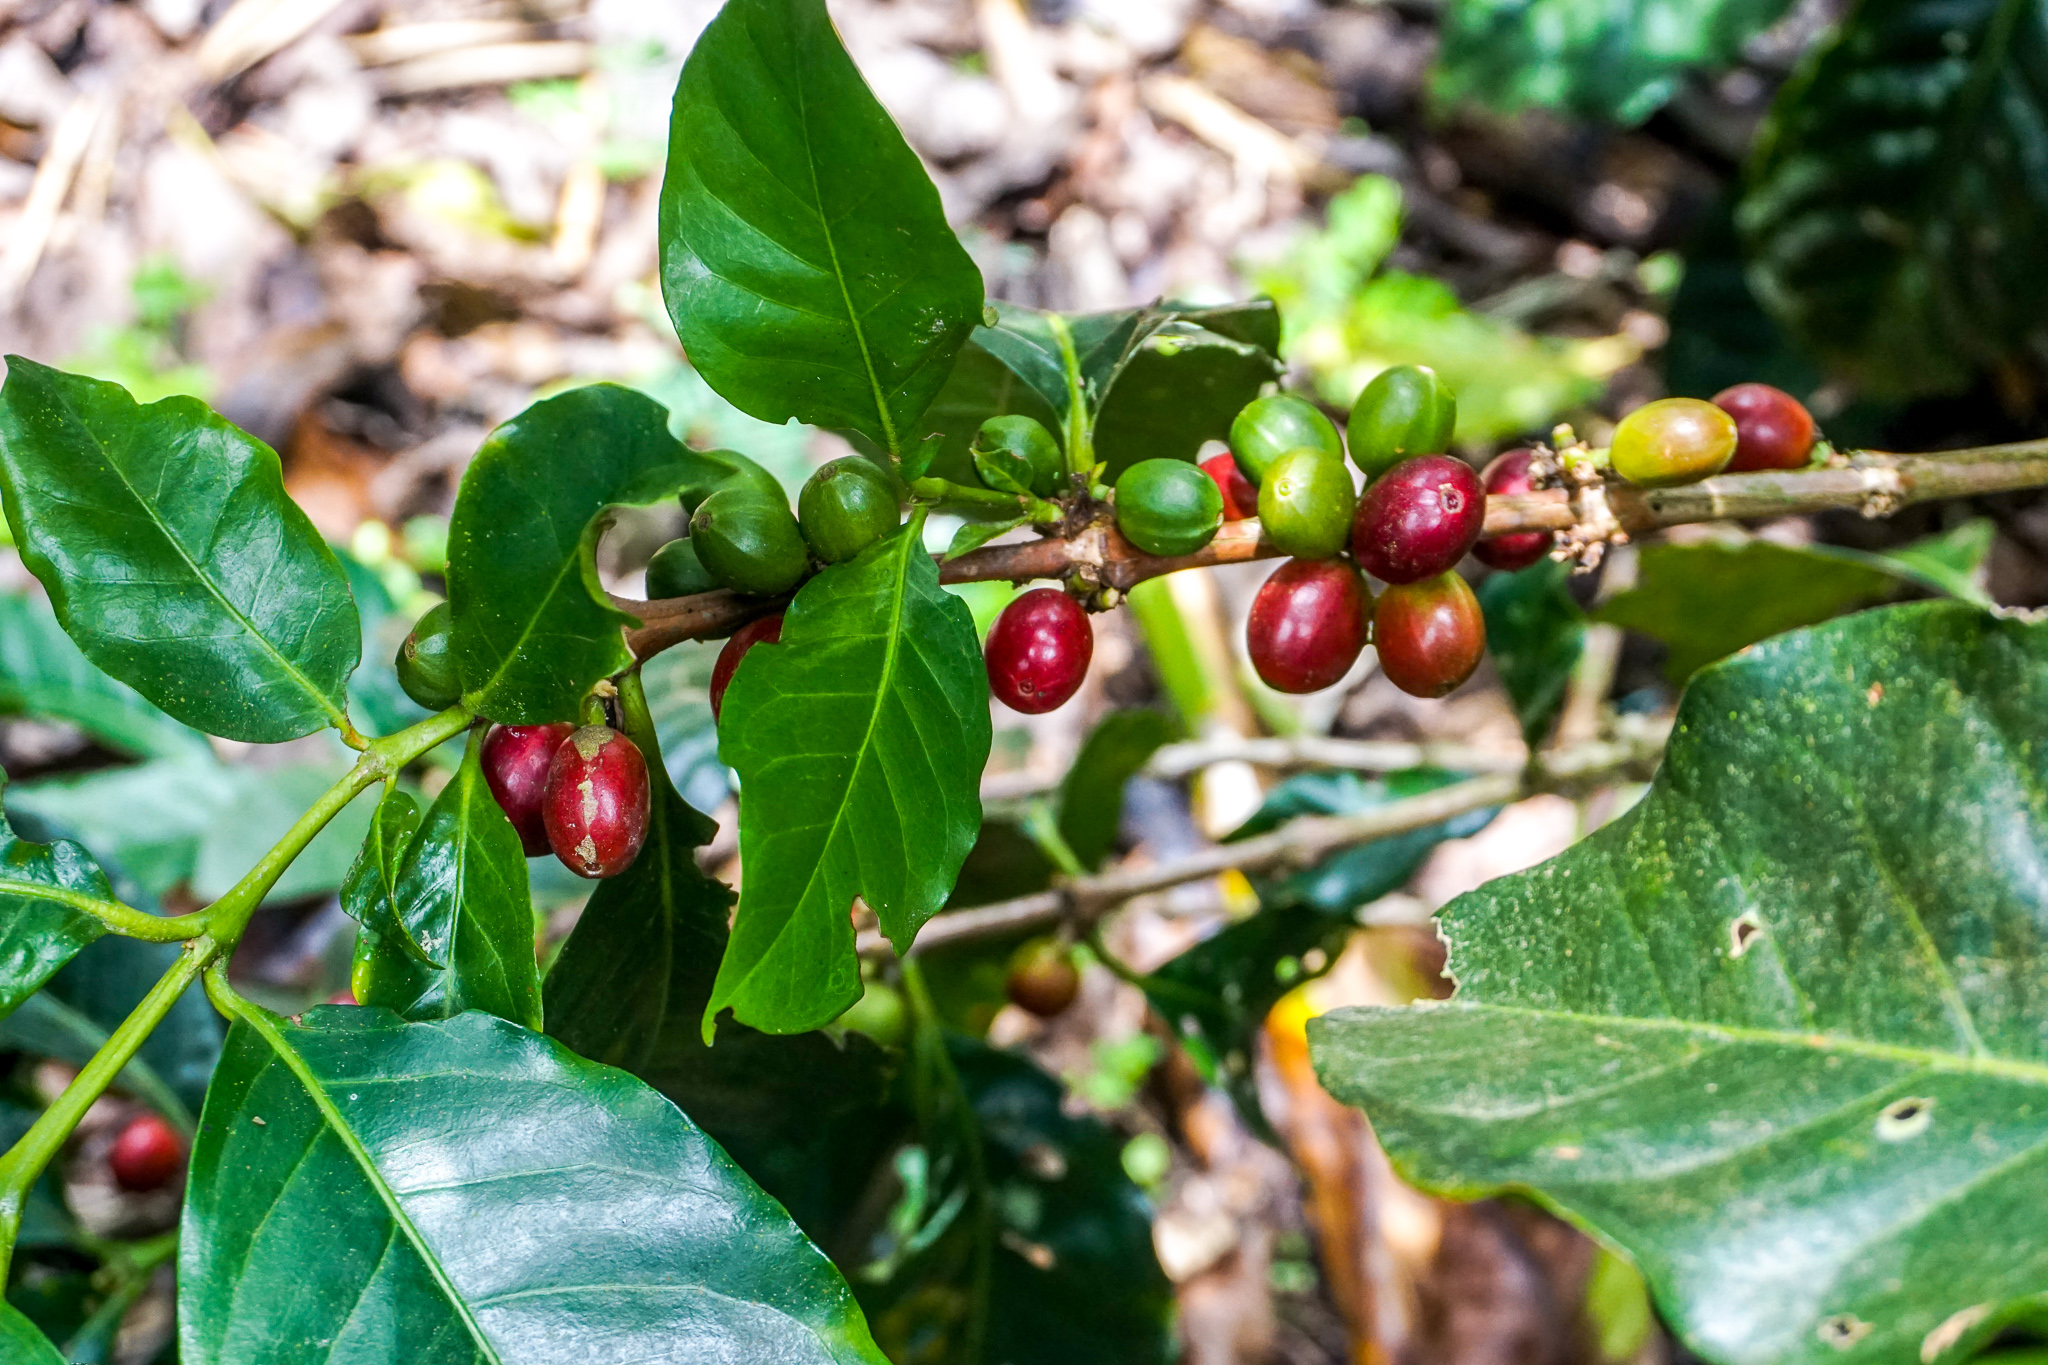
[1229,394,1344,485]
[1609,398,1738,488]
[645,537,717,599]
[690,488,808,596]
[836,981,908,1046]
[798,457,900,564]
[1257,450,1356,559]
[1347,365,1458,482]
[972,415,1063,497]
[1114,458,1223,557]
[394,602,460,710]
[680,449,785,516]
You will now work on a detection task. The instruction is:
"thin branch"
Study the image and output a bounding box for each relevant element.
[622,440,2048,658]
[859,727,1668,959]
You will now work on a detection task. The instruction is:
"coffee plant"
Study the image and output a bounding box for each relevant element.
[0,0,2046,1361]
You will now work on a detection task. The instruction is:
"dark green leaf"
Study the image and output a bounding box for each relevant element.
[1433,0,1798,123]
[1310,602,2048,1365]
[944,515,1028,561]
[447,383,726,724]
[659,0,984,457]
[0,591,206,760]
[0,358,360,742]
[1882,517,1996,605]
[0,801,115,1023]
[713,519,990,1035]
[180,1006,889,1363]
[0,1302,63,1365]
[1090,315,1285,480]
[912,339,1064,487]
[1740,0,2048,395]
[340,786,430,965]
[1056,710,1177,872]
[1663,194,1829,402]
[359,730,541,1028]
[1478,559,1586,746]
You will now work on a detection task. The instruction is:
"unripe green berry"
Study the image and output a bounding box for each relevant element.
[1229,394,1344,485]
[798,457,900,564]
[690,487,808,596]
[645,538,716,599]
[1348,365,1457,482]
[394,602,460,710]
[1114,458,1224,557]
[972,415,1063,497]
[1257,450,1356,559]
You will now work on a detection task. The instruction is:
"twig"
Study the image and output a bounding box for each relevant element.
[858,727,1668,959]
[622,440,2048,659]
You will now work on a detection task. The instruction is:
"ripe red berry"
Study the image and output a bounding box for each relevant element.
[1472,449,1553,571]
[543,725,652,879]
[710,613,784,721]
[1374,572,1486,698]
[109,1113,184,1193]
[1351,455,1485,584]
[986,588,1093,714]
[1200,452,1258,522]
[481,722,576,857]
[1713,383,1816,472]
[1246,559,1370,694]
[1006,938,1080,1018]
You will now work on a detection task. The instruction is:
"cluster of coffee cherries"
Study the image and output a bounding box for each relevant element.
[395,611,655,881]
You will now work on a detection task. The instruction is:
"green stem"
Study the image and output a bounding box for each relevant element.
[909,477,1040,517]
[1021,800,1087,880]
[0,941,207,1281]
[1045,313,1093,483]
[616,667,659,757]
[2,882,203,943]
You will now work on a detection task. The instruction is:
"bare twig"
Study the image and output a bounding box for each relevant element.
[858,726,1668,959]
[622,441,2048,660]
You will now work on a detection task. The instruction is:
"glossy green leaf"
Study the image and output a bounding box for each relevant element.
[0,801,116,1023]
[945,515,1029,562]
[0,358,360,742]
[912,340,1064,487]
[659,0,983,457]
[1090,312,1285,480]
[180,1006,889,1364]
[447,383,726,724]
[1057,710,1177,872]
[1740,0,2048,395]
[1478,559,1586,745]
[1310,602,2048,1365]
[1663,195,1828,402]
[1596,530,1991,681]
[0,590,206,760]
[340,785,430,965]
[359,731,541,1028]
[712,518,990,1035]
[1434,0,1797,123]
[0,1302,63,1365]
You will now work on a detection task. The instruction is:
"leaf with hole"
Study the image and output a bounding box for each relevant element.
[1310,602,2048,1365]
[0,358,360,742]
[179,1006,889,1364]
[659,0,984,457]
[712,517,989,1036]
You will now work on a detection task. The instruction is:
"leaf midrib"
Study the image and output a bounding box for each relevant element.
[36,378,347,730]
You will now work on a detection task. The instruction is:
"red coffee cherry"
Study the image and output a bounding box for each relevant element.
[1199,452,1258,522]
[109,1113,185,1193]
[1006,938,1081,1018]
[1472,449,1553,571]
[543,725,652,879]
[1246,558,1370,694]
[1374,572,1486,698]
[1713,383,1816,472]
[1351,455,1485,584]
[481,722,576,857]
[710,613,784,721]
[986,588,1093,714]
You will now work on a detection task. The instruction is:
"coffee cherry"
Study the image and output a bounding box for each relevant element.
[1229,394,1344,485]
[482,722,576,856]
[1114,458,1223,558]
[1472,449,1552,571]
[836,981,908,1046]
[1257,449,1356,560]
[986,588,1092,714]
[710,613,783,721]
[1006,938,1080,1017]
[645,537,717,599]
[799,457,901,564]
[1374,572,1485,698]
[109,1113,184,1193]
[1713,383,1816,472]
[1609,398,1737,488]
[1246,558,1370,694]
[690,487,808,595]
[1351,455,1485,584]
[543,725,652,879]
[394,602,461,711]
[1348,364,1457,482]
[974,415,1063,497]
[1200,452,1258,521]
